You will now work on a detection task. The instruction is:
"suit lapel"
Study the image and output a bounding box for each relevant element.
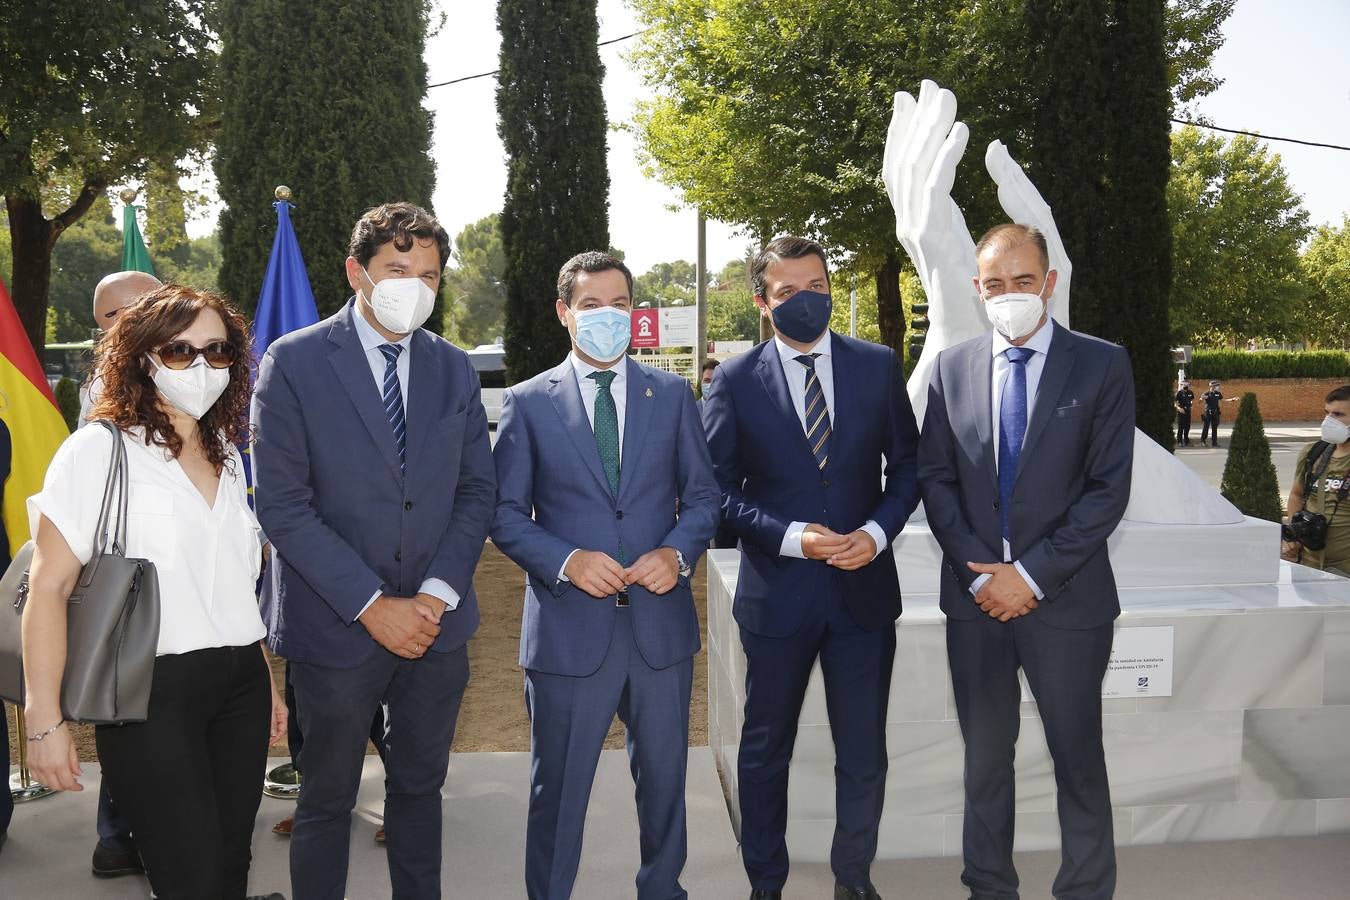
[967,334,998,495]
[618,359,654,502]
[547,360,614,500]
[755,341,813,462]
[402,329,438,480]
[1018,322,1076,470]
[824,333,850,461]
[327,304,402,484]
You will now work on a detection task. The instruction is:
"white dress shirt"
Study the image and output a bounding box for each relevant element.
[972,321,1055,600]
[350,306,458,614]
[771,332,888,561]
[29,426,267,656]
[558,353,630,581]
[77,374,103,428]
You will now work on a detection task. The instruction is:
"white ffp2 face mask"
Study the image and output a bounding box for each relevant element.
[362,266,436,335]
[149,355,230,419]
[1321,415,1350,446]
[982,272,1053,342]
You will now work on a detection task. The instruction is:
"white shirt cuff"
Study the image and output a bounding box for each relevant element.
[969,573,992,597]
[558,549,581,583]
[1012,561,1045,601]
[419,578,460,611]
[780,521,809,559]
[861,520,887,561]
[356,588,382,621]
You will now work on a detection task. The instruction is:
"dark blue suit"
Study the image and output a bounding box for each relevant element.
[702,333,920,891]
[252,300,495,900]
[919,322,1134,900]
[491,356,719,899]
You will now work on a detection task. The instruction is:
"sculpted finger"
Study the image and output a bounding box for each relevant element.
[883,89,919,205]
[924,120,970,233]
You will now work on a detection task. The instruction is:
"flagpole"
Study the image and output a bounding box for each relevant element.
[8,703,55,802]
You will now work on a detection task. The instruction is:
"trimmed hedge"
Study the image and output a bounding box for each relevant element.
[1189,350,1350,379]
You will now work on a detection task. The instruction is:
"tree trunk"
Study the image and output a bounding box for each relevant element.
[873,251,905,356]
[5,193,55,358]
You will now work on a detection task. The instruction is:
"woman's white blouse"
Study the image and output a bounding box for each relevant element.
[27,425,267,656]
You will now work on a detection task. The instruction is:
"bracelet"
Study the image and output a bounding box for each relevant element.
[26,719,66,742]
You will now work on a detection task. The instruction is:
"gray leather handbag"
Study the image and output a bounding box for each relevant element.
[0,421,161,724]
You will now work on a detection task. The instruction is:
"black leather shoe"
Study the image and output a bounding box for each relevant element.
[91,840,144,878]
[246,894,287,900]
[834,882,882,900]
[750,891,782,899]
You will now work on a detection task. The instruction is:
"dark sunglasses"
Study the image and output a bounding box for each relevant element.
[154,340,239,370]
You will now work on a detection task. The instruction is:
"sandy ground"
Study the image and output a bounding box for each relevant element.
[7,540,708,764]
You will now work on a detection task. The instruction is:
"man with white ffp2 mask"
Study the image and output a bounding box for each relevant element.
[1283,384,1350,577]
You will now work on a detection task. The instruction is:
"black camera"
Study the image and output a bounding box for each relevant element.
[1282,510,1329,551]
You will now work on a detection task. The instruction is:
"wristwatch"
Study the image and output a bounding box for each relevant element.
[674,549,693,579]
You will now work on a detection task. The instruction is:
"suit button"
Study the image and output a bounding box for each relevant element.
[821,479,830,488]
[992,501,1000,511]
[616,510,624,520]
[404,501,413,511]
[394,551,402,562]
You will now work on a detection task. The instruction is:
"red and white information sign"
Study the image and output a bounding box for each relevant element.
[631,308,661,348]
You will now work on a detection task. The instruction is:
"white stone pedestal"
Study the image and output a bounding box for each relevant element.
[705,520,1350,860]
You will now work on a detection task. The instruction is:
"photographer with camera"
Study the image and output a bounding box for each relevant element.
[1282,385,1350,577]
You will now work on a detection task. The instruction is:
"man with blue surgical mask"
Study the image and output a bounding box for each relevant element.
[491,251,720,899]
[701,236,921,900]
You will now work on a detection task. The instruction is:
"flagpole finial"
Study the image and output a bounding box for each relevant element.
[275,185,293,201]
[119,188,137,204]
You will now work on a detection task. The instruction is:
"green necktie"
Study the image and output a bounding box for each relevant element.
[588,369,621,497]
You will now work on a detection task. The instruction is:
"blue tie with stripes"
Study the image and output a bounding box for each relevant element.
[998,346,1033,542]
[379,343,406,475]
[795,353,831,470]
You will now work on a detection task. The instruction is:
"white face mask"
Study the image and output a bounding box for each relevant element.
[148,355,230,420]
[982,272,1053,342]
[1321,415,1350,446]
[361,266,436,335]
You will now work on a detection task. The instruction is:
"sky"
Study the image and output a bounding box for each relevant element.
[187,0,1350,275]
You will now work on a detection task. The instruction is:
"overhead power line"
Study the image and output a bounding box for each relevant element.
[427,30,644,89]
[1171,117,1350,152]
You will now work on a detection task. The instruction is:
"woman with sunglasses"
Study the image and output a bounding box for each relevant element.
[22,284,287,900]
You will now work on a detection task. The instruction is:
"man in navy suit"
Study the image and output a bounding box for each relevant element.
[252,202,495,900]
[919,224,1134,900]
[491,251,719,900]
[702,236,921,900]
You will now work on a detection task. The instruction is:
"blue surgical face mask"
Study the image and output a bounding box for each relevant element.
[770,289,832,344]
[572,306,631,363]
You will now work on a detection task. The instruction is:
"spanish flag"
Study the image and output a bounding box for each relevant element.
[0,276,69,557]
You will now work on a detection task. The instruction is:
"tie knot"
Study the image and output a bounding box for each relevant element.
[794,353,821,370]
[588,369,617,389]
[379,343,403,364]
[1005,347,1033,366]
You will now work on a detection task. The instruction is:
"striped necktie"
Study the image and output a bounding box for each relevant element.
[998,346,1033,542]
[378,343,406,475]
[795,353,831,470]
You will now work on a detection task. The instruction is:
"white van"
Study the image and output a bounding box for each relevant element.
[467,344,506,425]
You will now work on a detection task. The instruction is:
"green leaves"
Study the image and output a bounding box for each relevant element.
[1220,392,1284,522]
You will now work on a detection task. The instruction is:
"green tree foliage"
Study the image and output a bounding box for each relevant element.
[1299,217,1350,350]
[0,1,216,354]
[1167,126,1311,347]
[1189,350,1350,380]
[54,377,81,433]
[706,258,760,343]
[497,0,610,383]
[443,214,507,348]
[215,0,437,318]
[45,194,121,343]
[1165,0,1235,110]
[1220,392,1283,522]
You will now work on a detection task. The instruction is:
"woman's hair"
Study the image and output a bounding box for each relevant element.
[89,284,253,473]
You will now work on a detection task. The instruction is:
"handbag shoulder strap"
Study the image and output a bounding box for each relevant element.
[88,420,129,558]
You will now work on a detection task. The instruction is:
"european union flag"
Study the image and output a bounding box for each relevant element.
[252,199,319,362]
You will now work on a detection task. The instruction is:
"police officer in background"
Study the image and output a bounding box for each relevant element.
[1174,380,1194,446]
[1199,380,1237,447]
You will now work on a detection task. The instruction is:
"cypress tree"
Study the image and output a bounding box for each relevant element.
[1025,0,1174,447]
[1220,393,1283,522]
[215,0,437,319]
[497,0,611,383]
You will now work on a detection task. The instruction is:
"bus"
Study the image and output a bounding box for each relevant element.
[467,344,506,425]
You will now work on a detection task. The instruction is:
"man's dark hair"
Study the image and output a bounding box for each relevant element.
[701,359,720,374]
[749,236,830,299]
[975,223,1050,273]
[557,251,633,306]
[1326,385,1350,404]
[349,202,451,270]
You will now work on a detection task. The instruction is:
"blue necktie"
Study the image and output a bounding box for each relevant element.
[379,343,406,475]
[998,347,1033,543]
[795,354,831,470]
[586,369,621,497]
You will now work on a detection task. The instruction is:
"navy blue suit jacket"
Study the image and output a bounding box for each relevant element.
[490,357,720,677]
[917,322,1135,629]
[701,333,921,638]
[251,301,496,666]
